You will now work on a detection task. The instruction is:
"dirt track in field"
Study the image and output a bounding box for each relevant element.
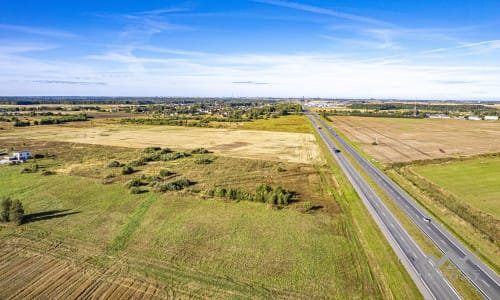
[1,125,321,164]
[331,116,500,163]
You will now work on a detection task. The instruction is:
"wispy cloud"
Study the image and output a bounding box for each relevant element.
[422,39,500,54]
[0,24,77,38]
[233,81,270,85]
[253,0,389,26]
[0,42,58,54]
[33,80,107,86]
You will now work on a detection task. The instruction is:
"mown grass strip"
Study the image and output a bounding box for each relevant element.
[106,195,158,254]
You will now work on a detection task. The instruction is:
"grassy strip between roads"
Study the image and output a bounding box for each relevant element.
[310,122,423,300]
[320,116,484,299]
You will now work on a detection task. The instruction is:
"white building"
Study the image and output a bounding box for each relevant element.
[13,151,31,160]
[468,116,481,121]
[427,114,450,119]
[0,151,31,164]
[484,116,499,121]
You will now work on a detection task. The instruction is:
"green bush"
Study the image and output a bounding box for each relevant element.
[154,179,192,192]
[9,200,24,225]
[194,158,212,165]
[129,187,141,194]
[303,201,313,211]
[125,178,143,188]
[159,169,175,177]
[1,198,24,225]
[160,148,173,154]
[41,170,55,176]
[127,158,147,167]
[144,146,161,153]
[191,148,210,154]
[107,160,121,168]
[207,184,292,205]
[1,198,12,222]
[121,166,134,175]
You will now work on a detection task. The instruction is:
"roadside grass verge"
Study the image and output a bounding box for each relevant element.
[310,121,423,300]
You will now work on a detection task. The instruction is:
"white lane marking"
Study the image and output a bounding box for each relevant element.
[481,279,491,288]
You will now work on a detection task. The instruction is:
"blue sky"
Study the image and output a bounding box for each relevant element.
[1,0,500,99]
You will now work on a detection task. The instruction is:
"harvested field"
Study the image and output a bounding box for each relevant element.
[331,116,500,163]
[0,125,320,164]
[0,240,168,300]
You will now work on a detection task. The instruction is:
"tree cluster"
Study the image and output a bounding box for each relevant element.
[1,198,24,225]
[206,184,293,206]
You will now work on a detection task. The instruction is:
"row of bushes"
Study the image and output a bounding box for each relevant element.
[153,179,193,192]
[206,184,293,206]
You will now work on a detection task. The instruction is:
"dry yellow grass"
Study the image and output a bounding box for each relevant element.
[1,124,321,164]
[331,116,500,163]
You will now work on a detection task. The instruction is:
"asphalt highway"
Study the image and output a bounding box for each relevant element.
[307,113,460,299]
[308,113,500,300]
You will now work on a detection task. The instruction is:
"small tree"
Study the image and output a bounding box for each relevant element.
[9,199,24,225]
[1,197,12,222]
[121,166,134,175]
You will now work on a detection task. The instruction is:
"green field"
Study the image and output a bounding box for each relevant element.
[239,114,312,133]
[0,134,415,299]
[413,156,500,218]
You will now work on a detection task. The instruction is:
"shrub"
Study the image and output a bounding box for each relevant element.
[160,148,173,154]
[121,166,134,175]
[277,166,286,172]
[41,170,55,176]
[207,184,292,205]
[159,169,175,177]
[191,148,210,154]
[144,146,161,153]
[107,160,121,168]
[154,179,192,192]
[20,168,31,174]
[194,158,212,165]
[31,163,39,172]
[1,198,12,222]
[129,187,141,194]
[125,178,143,188]
[9,200,24,225]
[127,159,147,167]
[160,152,191,161]
[303,201,313,211]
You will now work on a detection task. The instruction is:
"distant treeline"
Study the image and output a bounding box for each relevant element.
[348,103,498,114]
[10,114,90,127]
[0,97,301,106]
[325,110,425,119]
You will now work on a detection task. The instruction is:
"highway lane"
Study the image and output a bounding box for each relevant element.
[306,114,460,300]
[313,114,500,300]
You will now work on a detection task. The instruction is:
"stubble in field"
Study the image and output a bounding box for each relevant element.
[2,125,320,164]
[331,116,500,163]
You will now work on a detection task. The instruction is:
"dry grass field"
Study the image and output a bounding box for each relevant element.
[0,124,320,164]
[330,116,500,163]
[0,120,422,299]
